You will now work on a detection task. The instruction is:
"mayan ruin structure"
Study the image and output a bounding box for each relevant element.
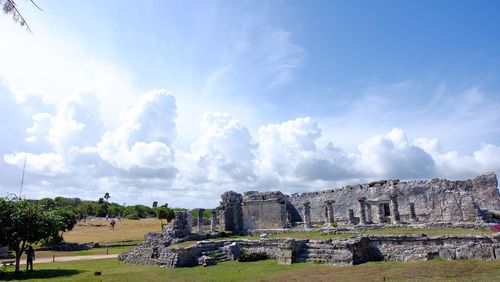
[119,172,500,268]
[219,172,500,231]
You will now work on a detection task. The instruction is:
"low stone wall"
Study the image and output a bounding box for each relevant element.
[119,234,500,268]
[119,239,281,267]
[361,234,500,262]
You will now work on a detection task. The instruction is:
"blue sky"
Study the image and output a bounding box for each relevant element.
[1,0,499,207]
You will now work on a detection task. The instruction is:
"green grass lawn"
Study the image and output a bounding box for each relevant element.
[171,227,495,248]
[1,258,500,281]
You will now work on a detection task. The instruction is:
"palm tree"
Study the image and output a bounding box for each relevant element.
[104,193,110,202]
[1,0,43,33]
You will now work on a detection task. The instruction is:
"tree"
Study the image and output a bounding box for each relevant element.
[53,208,77,238]
[156,206,175,229]
[152,201,158,208]
[1,0,42,33]
[0,198,76,272]
[104,192,110,202]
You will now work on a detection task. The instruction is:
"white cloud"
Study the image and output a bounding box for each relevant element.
[4,152,66,176]
[178,112,257,184]
[1,86,499,208]
[357,128,436,179]
[97,89,177,171]
[414,140,500,179]
[1,89,178,201]
[255,117,355,189]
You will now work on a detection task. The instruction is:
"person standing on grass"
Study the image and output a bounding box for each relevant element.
[110,219,116,230]
[25,245,35,271]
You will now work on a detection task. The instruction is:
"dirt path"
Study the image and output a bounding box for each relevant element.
[17,254,119,264]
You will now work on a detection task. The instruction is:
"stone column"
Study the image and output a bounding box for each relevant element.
[187,210,193,232]
[325,200,335,224]
[358,197,367,225]
[409,203,417,223]
[277,239,296,265]
[348,209,355,225]
[303,202,312,229]
[377,204,385,223]
[366,204,373,224]
[390,195,400,224]
[197,208,205,234]
[210,209,217,232]
[219,209,225,229]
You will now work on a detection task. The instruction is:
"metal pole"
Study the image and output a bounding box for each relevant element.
[19,154,27,199]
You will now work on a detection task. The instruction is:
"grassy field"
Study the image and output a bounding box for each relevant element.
[63,219,163,243]
[1,219,161,262]
[1,224,498,281]
[29,246,134,259]
[1,258,500,281]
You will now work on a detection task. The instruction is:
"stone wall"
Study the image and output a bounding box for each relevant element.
[119,239,281,267]
[241,191,288,230]
[119,234,500,268]
[359,234,500,262]
[288,172,499,225]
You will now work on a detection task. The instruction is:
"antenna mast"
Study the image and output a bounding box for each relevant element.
[19,154,27,199]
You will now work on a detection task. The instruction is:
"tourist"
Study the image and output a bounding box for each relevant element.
[25,245,35,271]
[110,219,116,230]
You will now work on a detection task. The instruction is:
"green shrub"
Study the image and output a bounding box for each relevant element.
[125,213,140,220]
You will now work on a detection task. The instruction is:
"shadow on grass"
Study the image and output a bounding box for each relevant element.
[0,269,83,280]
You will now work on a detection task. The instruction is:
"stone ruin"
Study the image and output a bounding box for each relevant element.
[120,233,500,268]
[119,172,500,268]
[220,172,500,231]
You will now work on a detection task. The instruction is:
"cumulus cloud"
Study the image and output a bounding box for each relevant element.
[414,139,500,179]
[255,117,355,188]
[25,93,105,153]
[4,152,66,176]
[97,89,176,171]
[178,112,257,185]
[357,128,436,179]
[1,86,499,207]
[1,89,178,202]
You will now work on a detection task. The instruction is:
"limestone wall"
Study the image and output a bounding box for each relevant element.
[361,234,499,262]
[288,172,499,224]
[119,239,281,267]
[241,191,288,230]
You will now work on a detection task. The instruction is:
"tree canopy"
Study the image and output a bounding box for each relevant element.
[0,197,76,272]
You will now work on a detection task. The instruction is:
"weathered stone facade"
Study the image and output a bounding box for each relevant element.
[218,173,499,231]
[220,191,243,232]
[241,191,289,230]
[290,172,498,226]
